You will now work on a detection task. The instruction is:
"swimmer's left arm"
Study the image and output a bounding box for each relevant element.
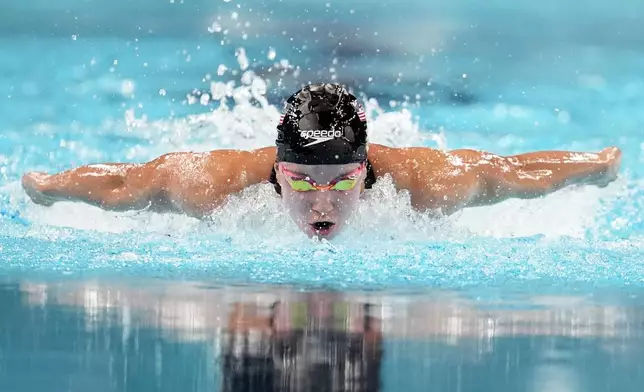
[456,146,622,207]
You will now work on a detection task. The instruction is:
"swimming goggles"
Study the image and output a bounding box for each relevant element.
[279,163,365,192]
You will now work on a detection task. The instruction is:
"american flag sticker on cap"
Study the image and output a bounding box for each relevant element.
[352,100,367,122]
[278,114,285,125]
[357,107,367,122]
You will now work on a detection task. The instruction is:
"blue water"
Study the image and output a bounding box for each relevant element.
[2,0,644,390]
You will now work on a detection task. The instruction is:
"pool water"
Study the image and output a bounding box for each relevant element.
[1,0,644,390]
[3,281,644,392]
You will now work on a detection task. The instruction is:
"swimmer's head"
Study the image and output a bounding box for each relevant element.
[271,83,369,239]
[275,82,368,165]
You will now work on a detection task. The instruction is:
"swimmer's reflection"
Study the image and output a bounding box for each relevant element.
[221,293,383,392]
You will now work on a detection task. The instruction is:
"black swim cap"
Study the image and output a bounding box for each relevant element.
[275,83,368,165]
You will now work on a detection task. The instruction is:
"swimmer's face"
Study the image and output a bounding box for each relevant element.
[275,162,366,239]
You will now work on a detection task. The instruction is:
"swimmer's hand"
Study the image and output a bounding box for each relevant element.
[591,146,622,187]
[22,172,57,206]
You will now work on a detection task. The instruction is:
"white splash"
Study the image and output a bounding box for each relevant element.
[453,178,625,239]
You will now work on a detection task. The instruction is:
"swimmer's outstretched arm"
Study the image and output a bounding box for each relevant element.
[455,146,623,207]
[360,144,622,215]
[21,147,276,218]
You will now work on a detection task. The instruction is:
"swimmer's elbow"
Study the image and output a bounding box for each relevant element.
[97,188,152,211]
[474,163,554,204]
[100,162,168,211]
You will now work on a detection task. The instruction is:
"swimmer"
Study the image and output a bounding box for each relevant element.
[22,83,622,238]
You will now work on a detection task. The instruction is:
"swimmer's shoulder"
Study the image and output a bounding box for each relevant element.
[204,146,276,184]
[156,147,275,186]
[367,143,444,174]
[158,147,277,217]
[172,147,276,173]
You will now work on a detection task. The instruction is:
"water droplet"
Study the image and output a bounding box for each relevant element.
[236,48,249,70]
[208,22,222,33]
[121,79,135,98]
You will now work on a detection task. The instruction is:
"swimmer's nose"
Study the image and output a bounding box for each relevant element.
[311,192,335,215]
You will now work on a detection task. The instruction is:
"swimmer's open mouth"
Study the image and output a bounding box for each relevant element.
[311,221,335,232]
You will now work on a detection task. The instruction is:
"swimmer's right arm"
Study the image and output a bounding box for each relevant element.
[21,147,277,218]
[21,157,176,213]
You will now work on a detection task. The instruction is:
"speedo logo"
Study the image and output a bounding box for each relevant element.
[299,129,343,147]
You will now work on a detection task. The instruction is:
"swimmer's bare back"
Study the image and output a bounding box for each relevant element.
[22,143,622,217]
